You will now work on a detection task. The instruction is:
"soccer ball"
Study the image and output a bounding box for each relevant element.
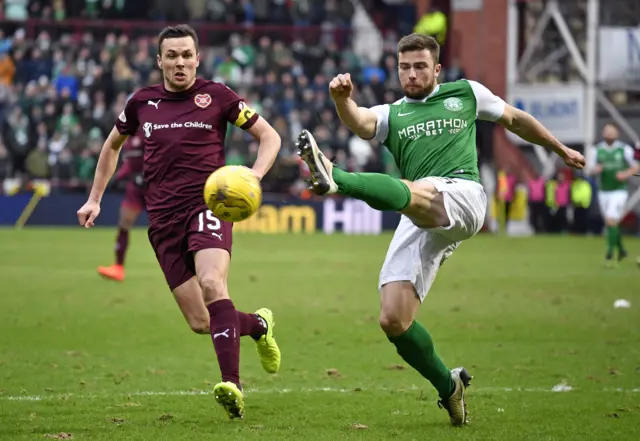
[204,165,262,222]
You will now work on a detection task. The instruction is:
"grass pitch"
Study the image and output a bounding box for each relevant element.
[0,229,639,440]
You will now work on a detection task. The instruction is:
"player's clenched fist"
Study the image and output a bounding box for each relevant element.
[329,73,354,100]
[561,147,586,169]
[77,200,101,228]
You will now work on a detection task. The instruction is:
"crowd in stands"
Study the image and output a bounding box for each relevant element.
[0,1,467,197]
[2,1,637,233]
[0,0,413,29]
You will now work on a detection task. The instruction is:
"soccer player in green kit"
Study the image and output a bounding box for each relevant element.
[296,33,585,426]
[587,123,639,265]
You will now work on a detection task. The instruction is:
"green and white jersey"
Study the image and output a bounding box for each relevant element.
[369,79,505,182]
[587,140,637,191]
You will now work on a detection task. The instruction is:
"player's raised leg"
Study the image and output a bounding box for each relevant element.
[298,130,454,229]
[297,130,410,211]
[97,202,140,281]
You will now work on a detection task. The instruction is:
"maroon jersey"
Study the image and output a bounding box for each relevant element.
[115,79,258,225]
[121,131,144,174]
[116,130,144,180]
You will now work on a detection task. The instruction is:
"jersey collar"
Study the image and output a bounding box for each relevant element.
[601,140,621,149]
[403,84,441,103]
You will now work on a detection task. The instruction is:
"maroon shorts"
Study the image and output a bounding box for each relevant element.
[148,208,233,290]
[121,180,146,212]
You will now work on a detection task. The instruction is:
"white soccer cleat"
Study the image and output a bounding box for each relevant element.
[438,367,472,426]
[296,129,338,195]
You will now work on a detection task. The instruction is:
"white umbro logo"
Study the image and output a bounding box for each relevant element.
[147,99,161,109]
[398,111,415,116]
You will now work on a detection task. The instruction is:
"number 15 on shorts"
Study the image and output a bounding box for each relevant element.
[198,210,223,239]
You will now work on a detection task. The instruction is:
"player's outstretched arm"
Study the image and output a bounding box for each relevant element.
[497,104,585,169]
[246,116,281,180]
[77,127,128,228]
[329,73,378,140]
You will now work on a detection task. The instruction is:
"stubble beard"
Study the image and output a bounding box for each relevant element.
[403,78,438,100]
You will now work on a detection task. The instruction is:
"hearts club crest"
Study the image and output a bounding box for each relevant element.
[194,94,212,109]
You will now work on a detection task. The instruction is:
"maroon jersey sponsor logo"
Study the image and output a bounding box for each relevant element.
[141,121,214,138]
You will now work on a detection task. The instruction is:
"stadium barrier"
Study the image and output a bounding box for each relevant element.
[0,193,401,234]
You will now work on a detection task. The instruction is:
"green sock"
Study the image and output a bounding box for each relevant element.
[388,321,455,399]
[606,226,617,255]
[616,226,625,252]
[331,168,411,211]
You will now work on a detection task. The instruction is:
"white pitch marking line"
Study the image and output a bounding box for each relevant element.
[1,386,639,402]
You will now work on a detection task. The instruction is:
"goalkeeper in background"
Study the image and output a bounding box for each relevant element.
[587,123,639,266]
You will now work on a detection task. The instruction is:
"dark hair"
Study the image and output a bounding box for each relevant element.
[158,24,199,55]
[397,33,440,64]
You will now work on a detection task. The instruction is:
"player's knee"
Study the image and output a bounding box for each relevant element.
[188,316,210,335]
[379,310,412,337]
[119,220,134,230]
[119,208,139,229]
[198,275,228,302]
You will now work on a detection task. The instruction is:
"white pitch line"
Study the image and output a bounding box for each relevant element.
[1,386,639,402]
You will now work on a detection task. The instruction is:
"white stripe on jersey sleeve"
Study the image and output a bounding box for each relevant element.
[623,144,638,167]
[368,104,390,143]
[466,80,506,122]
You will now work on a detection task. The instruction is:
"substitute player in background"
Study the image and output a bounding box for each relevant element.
[297,33,585,426]
[77,25,282,420]
[587,123,639,266]
[97,130,145,282]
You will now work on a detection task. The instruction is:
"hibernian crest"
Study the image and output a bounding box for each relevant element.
[443,97,463,112]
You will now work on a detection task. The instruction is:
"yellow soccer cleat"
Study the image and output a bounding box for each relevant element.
[213,381,244,420]
[254,308,281,374]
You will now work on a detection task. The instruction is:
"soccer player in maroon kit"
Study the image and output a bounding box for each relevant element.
[77,25,282,420]
[97,130,145,282]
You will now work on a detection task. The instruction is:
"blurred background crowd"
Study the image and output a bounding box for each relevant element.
[0,0,466,197]
[1,0,640,234]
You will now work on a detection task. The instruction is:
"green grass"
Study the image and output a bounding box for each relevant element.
[0,228,639,440]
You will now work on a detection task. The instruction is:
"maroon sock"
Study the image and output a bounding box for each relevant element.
[207,299,240,387]
[237,312,267,340]
[115,228,129,266]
